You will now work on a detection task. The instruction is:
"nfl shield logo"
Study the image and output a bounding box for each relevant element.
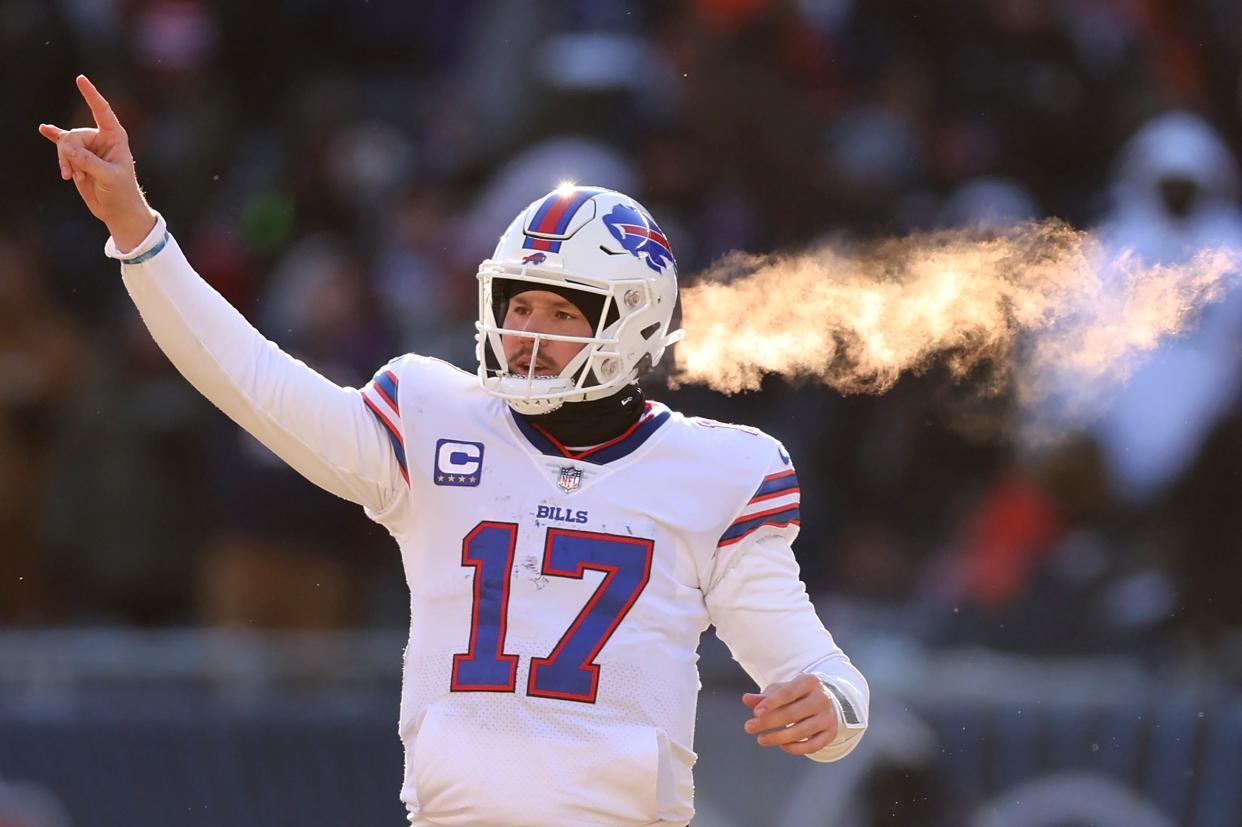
[557,466,583,493]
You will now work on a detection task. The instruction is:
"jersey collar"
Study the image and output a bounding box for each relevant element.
[510,401,671,464]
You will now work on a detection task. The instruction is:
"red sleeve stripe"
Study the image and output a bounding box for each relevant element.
[368,369,400,416]
[369,380,400,417]
[717,504,802,548]
[750,486,801,505]
[717,513,801,548]
[362,393,409,484]
[728,502,800,527]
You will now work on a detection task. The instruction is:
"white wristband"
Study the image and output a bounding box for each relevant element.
[811,673,867,730]
[104,212,169,263]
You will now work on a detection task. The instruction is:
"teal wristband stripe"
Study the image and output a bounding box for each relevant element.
[125,231,170,265]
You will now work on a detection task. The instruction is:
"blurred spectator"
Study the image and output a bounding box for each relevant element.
[919,437,1156,655]
[0,232,85,623]
[824,103,925,226]
[1089,112,1242,504]
[938,176,1039,231]
[38,315,210,626]
[0,777,70,827]
[195,231,396,630]
[1160,400,1242,648]
[375,188,475,360]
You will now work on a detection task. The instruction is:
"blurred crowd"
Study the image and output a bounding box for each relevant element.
[5,0,1242,673]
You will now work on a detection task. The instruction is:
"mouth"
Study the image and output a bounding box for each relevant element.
[513,357,556,377]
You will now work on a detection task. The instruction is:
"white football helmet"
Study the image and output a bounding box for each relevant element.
[476,185,684,414]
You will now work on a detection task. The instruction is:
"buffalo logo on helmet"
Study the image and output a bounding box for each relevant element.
[602,204,675,274]
[521,251,548,265]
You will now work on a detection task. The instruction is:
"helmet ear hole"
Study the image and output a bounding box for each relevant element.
[598,358,621,381]
[640,323,661,341]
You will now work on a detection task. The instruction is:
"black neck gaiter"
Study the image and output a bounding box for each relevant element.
[518,383,646,447]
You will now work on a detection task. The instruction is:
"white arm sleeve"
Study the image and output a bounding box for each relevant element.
[110,214,404,516]
[705,532,869,763]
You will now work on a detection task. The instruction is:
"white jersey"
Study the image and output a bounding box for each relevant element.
[110,215,869,827]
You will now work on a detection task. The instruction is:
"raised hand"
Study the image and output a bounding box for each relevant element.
[741,673,840,756]
[38,75,156,251]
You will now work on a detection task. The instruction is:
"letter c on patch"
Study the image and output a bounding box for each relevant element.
[434,438,484,486]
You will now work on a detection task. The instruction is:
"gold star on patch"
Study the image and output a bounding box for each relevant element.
[469,476,477,484]
[437,474,445,482]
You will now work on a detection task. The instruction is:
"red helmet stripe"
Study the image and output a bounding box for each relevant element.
[530,190,595,237]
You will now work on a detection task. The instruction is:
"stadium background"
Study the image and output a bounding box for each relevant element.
[4,0,1242,824]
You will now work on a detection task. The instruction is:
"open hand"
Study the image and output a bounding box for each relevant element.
[741,673,839,756]
[38,75,155,251]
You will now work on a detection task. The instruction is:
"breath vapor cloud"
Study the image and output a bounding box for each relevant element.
[674,221,1241,432]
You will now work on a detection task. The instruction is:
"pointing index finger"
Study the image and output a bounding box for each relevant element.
[76,74,123,133]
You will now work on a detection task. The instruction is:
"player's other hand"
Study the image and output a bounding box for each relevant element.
[38,75,156,252]
[741,673,839,756]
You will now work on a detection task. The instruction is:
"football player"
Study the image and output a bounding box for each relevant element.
[41,75,868,826]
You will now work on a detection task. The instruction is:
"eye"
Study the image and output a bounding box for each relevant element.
[556,310,578,321]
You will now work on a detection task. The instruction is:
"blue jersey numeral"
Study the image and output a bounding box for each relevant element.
[528,529,654,702]
[450,522,520,692]
[450,523,654,703]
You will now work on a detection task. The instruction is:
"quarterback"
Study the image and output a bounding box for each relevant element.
[41,76,868,826]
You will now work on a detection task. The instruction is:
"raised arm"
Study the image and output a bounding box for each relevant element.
[39,76,406,517]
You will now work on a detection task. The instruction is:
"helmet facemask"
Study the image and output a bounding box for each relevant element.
[476,265,656,414]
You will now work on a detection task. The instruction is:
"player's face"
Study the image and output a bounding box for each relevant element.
[501,290,594,377]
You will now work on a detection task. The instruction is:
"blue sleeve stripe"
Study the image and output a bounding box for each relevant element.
[125,231,171,265]
[717,506,801,548]
[362,394,409,484]
[751,470,799,501]
[374,371,400,413]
